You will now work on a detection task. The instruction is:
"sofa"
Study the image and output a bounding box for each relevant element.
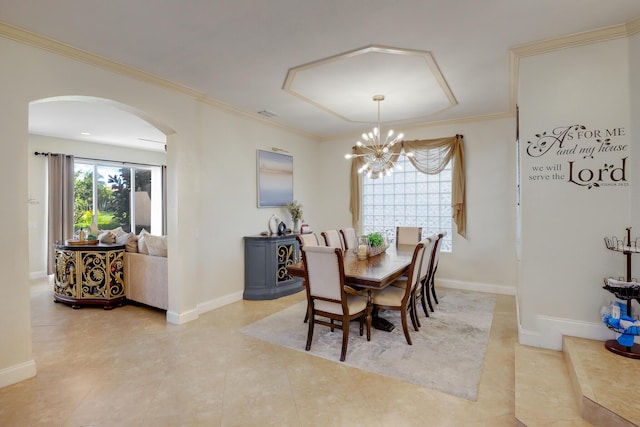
[125,252,168,310]
[100,228,168,310]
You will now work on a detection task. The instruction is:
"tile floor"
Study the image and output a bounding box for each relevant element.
[0,279,517,426]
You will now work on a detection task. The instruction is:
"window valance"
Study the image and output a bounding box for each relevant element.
[349,134,466,238]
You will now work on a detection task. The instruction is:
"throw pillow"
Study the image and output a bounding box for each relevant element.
[109,226,126,237]
[116,232,138,253]
[137,229,150,254]
[145,234,168,257]
[98,231,116,244]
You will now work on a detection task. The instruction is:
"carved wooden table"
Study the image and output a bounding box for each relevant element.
[53,242,126,309]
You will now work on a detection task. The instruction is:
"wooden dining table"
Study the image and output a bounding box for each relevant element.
[286,243,417,332]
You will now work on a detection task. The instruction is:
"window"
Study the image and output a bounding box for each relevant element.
[74,161,163,234]
[362,155,452,251]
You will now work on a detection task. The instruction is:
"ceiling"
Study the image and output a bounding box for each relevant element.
[2,1,640,150]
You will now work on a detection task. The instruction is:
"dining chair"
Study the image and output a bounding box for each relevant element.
[321,229,344,249]
[424,232,446,312]
[296,232,320,247]
[339,227,358,251]
[372,241,426,345]
[412,234,439,325]
[296,232,321,324]
[396,226,422,246]
[301,245,370,361]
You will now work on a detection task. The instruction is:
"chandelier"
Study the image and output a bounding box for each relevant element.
[344,95,412,179]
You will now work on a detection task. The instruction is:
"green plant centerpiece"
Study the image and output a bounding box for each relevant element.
[368,232,385,247]
[367,232,387,256]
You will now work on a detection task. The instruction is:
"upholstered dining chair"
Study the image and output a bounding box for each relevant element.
[301,245,370,361]
[396,226,422,246]
[372,241,426,345]
[296,232,322,324]
[424,232,447,312]
[321,230,344,250]
[339,227,357,251]
[412,234,439,325]
[297,232,320,248]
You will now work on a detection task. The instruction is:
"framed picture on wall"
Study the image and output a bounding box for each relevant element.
[257,149,293,207]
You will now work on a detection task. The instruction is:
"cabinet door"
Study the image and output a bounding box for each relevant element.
[275,239,298,285]
[54,249,77,298]
[80,251,109,299]
[108,250,126,298]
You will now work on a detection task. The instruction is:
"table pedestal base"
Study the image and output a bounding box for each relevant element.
[372,316,395,332]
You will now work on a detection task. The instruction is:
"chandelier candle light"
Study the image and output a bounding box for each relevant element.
[344,95,413,179]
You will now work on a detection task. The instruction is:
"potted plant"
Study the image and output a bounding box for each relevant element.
[367,232,387,256]
[286,200,303,233]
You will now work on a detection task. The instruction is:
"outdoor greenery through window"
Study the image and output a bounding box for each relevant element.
[362,155,453,251]
[74,161,163,234]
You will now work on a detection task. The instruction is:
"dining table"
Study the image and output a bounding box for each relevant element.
[286,243,417,332]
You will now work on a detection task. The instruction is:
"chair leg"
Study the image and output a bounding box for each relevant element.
[409,293,420,330]
[431,267,439,305]
[303,302,309,323]
[305,313,315,351]
[431,280,439,305]
[426,286,435,312]
[340,318,350,362]
[420,283,430,317]
[400,310,412,345]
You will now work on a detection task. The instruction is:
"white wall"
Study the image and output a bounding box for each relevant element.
[318,116,519,295]
[518,38,633,349]
[0,35,317,387]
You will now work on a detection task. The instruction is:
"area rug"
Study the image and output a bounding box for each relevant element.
[240,289,496,401]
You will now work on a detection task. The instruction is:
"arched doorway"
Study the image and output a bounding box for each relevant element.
[27,95,173,308]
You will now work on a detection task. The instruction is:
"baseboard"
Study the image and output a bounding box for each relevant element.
[197,291,243,315]
[164,291,243,325]
[438,278,516,296]
[519,315,616,350]
[0,359,37,388]
[165,307,198,325]
[29,271,47,280]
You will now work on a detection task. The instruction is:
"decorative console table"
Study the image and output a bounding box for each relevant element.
[243,234,303,300]
[602,227,640,358]
[53,241,126,309]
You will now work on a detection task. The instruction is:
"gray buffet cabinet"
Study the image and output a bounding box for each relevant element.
[243,234,304,300]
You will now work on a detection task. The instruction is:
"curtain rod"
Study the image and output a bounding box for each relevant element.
[34,151,164,167]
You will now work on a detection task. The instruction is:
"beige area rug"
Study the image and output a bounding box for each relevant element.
[241,289,496,401]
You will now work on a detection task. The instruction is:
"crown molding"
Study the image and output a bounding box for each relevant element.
[626,17,640,36]
[509,19,639,115]
[0,21,319,141]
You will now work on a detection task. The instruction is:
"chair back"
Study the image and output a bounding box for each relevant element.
[415,235,438,295]
[418,234,438,281]
[432,232,446,270]
[396,226,422,246]
[339,227,357,250]
[297,232,320,247]
[301,245,345,306]
[322,230,344,249]
[404,241,426,297]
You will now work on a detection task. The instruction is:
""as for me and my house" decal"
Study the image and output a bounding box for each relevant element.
[525,124,628,189]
